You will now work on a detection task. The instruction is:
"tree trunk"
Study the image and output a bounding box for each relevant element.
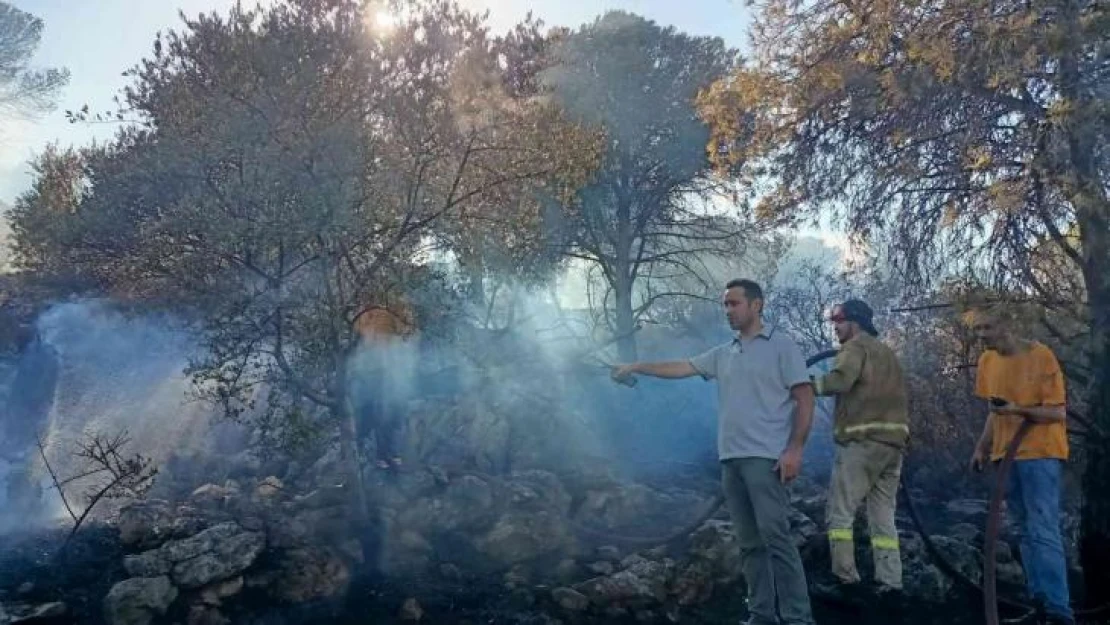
[1076,199,1110,606]
[613,195,638,362]
[614,266,638,362]
[463,254,486,311]
[1078,336,1110,606]
[335,358,369,530]
[1056,12,1110,603]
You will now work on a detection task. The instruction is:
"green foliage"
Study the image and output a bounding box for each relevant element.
[539,11,752,359]
[699,0,1108,301]
[0,1,69,119]
[8,0,599,442]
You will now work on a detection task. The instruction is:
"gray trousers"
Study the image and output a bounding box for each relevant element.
[826,440,903,588]
[722,458,815,625]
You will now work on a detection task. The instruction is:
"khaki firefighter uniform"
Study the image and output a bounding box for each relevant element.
[815,331,910,589]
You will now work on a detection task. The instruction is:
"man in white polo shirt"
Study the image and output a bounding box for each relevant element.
[612,279,817,625]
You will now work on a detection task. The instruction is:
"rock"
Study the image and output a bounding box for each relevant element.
[789,508,819,548]
[438,563,463,580]
[10,602,67,623]
[552,587,589,611]
[160,522,265,588]
[930,535,984,585]
[124,551,170,578]
[169,514,211,542]
[945,499,989,521]
[269,548,351,603]
[688,520,741,582]
[339,539,365,565]
[399,598,423,621]
[117,501,176,549]
[279,505,351,545]
[898,531,953,603]
[118,500,210,550]
[198,577,244,606]
[574,483,706,535]
[245,570,278,590]
[186,605,229,625]
[555,559,580,583]
[506,587,535,610]
[597,546,622,562]
[672,560,714,606]
[293,485,348,510]
[380,527,433,576]
[504,566,530,589]
[476,510,577,566]
[229,450,264,478]
[619,555,672,599]
[948,523,981,544]
[255,476,284,499]
[103,576,178,625]
[587,561,615,576]
[576,571,656,606]
[508,470,572,514]
[191,484,231,507]
[996,559,1026,587]
[397,475,498,535]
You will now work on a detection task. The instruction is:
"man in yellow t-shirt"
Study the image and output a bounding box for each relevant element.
[968,308,1073,625]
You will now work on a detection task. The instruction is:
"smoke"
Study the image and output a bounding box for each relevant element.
[0,299,249,532]
[0,268,840,536]
[351,279,838,483]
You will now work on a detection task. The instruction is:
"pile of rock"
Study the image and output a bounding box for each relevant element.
[104,476,355,625]
[97,462,1042,624]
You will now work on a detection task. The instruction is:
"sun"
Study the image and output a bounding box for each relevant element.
[372,9,398,32]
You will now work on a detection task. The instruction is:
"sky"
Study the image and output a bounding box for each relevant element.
[0,0,751,204]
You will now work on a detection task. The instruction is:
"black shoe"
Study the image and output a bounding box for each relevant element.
[811,581,869,608]
[873,585,905,610]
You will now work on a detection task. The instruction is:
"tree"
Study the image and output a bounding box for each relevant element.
[540,11,749,361]
[0,2,69,118]
[7,145,88,282]
[10,0,597,528]
[425,13,583,311]
[698,0,1110,599]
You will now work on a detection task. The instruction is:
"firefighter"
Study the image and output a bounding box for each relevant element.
[812,299,910,601]
[350,296,418,470]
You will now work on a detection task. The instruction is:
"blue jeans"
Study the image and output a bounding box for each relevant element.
[1007,459,1073,622]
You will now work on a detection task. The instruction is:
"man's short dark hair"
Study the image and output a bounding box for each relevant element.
[725,279,764,303]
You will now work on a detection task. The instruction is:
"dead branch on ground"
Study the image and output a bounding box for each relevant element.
[36,429,158,553]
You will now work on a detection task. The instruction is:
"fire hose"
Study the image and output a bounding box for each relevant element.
[573,349,1107,623]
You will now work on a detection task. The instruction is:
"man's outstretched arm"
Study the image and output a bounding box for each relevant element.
[611,361,699,381]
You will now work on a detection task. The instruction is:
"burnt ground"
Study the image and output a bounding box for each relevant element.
[0,521,997,625]
[0,504,1048,625]
[330,573,992,625]
[0,521,126,623]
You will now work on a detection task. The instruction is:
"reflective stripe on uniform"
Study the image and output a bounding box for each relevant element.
[871,535,899,550]
[840,422,910,435]
[828,528,853,542]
